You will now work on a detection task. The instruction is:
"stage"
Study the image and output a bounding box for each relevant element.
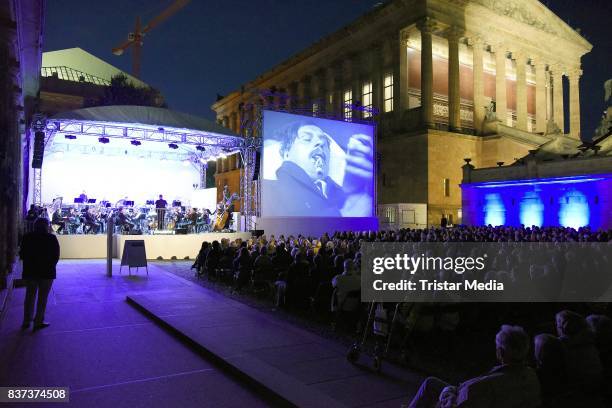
[57,232,252,260]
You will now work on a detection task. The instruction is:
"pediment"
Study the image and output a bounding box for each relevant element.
[468,0,590,47]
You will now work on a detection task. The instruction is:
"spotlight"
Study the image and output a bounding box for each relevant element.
[158,127,165,132]
[219,152,226,159]
[98,137,109,144]
[168,143,179,149]
[130,140,141,146]
[196,145,205,151]
[64,134,77,140]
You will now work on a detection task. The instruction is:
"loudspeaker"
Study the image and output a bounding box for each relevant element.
[32,131,45,168]
[252,151,261,180]
[175,227,188,235]
[250,229,264,237]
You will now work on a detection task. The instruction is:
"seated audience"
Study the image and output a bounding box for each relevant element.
[555,310,603,392]
[408,325,541,408]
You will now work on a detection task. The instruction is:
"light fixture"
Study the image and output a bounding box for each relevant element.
[196,145,205,151]
[130,140,141,146]
[64,134,77,140]
[168,143,178,149]
[98,137,109,144]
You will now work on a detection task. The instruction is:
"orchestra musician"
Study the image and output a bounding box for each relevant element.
[67,208,81,234]
[83,207,99,234]
[155,194,168,230]
[51,208,65,234]
[115,207,134,233]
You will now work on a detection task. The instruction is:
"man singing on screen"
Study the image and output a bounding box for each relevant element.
[266,121,373,216]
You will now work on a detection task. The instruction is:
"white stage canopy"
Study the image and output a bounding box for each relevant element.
[34,106,244,206]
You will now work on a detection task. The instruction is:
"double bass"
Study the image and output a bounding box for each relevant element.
[213,189,239,231]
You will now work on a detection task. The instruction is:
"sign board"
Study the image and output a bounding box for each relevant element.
[120,240,148,275]
[32,114,47,132]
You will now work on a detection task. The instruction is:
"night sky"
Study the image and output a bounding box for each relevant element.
[44,0,610,138]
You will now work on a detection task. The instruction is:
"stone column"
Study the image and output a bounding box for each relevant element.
[514,51,528,131]
[534,60,547,133]
[568,68,582,139]
[399,29,410,111]
[447,26,463,131]
[287,81,298,111]
[351,53,362,120]
[494,44,507,125]
[417,17,436,127]
[297,76,311,109]
[551,67,564,132]
[471,37,485,134]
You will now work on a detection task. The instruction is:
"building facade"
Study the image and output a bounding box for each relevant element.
[211,0,591,227]
[0,0,44,290]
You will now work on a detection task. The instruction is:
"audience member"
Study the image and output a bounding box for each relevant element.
[408,325,541,408]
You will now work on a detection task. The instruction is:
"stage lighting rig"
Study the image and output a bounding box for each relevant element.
[64,134,77,140]
[98,137,110,144]
[130,140,142,146]
[196,145,205,151]
[168,143,179,149]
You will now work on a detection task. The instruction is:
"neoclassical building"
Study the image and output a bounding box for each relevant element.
[211,0,591,227]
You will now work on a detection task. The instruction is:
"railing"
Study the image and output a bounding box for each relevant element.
[41,66,110,86]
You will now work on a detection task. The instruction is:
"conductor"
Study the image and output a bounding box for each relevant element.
[155,194,168,230]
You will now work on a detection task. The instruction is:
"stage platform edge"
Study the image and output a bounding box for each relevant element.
[57,232,251,260]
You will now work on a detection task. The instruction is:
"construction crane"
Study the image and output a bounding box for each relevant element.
[112,0,190,79]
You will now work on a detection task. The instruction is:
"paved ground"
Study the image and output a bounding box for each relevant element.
[0,260,424,407]
[0,260,269,408]
[126,271,424,407]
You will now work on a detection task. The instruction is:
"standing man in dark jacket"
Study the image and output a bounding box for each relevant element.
[19,218,60,330]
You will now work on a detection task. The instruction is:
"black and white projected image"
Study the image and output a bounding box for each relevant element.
[261,111,374,217]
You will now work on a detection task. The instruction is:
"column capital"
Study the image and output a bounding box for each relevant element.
[444,26,464,42]
[531,56,547,69]
[511,49,528,62]
[568,68,583,79]
[416,17,438,34]
[489,41,509,55]
[399,29,410,45]
[466,34,484,47]
[548,62,568,74]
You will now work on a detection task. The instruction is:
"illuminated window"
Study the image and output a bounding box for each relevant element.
[385,207,396,223]
[384,73,394,112]
[312,103,319,117]
[362,81,373,118]
[443,178,450,197]
[328,93,333,105]
[344,89,352,122]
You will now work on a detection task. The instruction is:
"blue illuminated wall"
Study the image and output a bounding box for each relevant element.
[461,174,612,230]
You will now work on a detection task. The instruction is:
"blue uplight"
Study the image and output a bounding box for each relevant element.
[519,191,544,227]
[558,190,590,229]
[462,173,611,230]
[484,193,505,226]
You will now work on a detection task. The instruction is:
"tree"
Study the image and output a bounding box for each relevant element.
[91,73,166,108]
